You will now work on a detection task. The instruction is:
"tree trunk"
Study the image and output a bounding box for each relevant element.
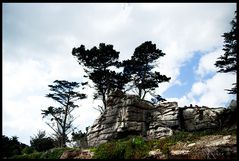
[102,92,107,112]
[138,87,142,99]
[62,94,70,147]
[142,89,147,100]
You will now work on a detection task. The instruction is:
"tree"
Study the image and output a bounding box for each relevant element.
[41,80,87,147]
[30,130,55,152]
[215,11,237,94]
[72,43,128,113]
[122,41,171,100]
[71,130,87,148]
[2,135,28,158]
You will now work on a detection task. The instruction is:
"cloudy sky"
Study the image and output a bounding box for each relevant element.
[3,3,236,145]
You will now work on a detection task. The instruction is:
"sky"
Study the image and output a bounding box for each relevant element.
[2,3,237,145]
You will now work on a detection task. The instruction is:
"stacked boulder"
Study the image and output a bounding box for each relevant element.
[87,90,234,147]
[87,90,154,147]
[182,106,225,131]
[147,102,178,139]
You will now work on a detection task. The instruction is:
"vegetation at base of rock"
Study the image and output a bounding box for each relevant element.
[8,147,73,159]
[148,129,237,156]
[92,136,149,159]
[92,129,236,159]
[39,147,72,159]
[8,152,43,159]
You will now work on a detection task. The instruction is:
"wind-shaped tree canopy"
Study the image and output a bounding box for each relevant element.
[123,41,171,100]
[72,43,128,113]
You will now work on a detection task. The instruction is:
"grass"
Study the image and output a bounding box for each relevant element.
[8,147,74,159]
[92,136,150,159]
[7,129,236,159]
[92,128,237,159]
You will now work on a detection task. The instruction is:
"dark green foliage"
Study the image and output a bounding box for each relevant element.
[8,147,71,159]
[93,136,149,159]
[71,130,88,148]
[92,129,236,159]
[1,135,28,158]
[72,43,120,69]
[123,41,171,100]
[72,43,128,113]
[22,146,35,154]
[41,80,87,147]
[215,11,237,94]
[39,147,71,159]
[72,130,86,141]
[8,152,43,159]
[30,130,55,152]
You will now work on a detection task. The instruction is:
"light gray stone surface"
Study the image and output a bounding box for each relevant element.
[86,90,236,147]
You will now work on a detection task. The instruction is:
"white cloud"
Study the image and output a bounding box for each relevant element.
[168,73,236,107]
[197,73,236,107]
[191,81,207,96]
[195,48,224,78]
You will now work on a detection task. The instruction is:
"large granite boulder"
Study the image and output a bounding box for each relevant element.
[182,107,225,131]
[149,102,179,130]
[86,90,235,147]
[87,91,154,147]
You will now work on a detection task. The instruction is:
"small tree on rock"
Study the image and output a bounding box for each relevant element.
[122,41,171,100]
[72,43,128,113]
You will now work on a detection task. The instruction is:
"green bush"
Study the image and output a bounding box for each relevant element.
[2,135,28,158]
[93,136,149,159]
[22,146,35,154]
[9,152,43,159]
[40,147,71,159]
[30,130,55,152]
[8,147,71,159]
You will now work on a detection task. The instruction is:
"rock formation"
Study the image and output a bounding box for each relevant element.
[86,90,237,147]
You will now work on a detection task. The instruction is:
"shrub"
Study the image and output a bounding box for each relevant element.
[40,147,71,159]
[93,136,149,159]
[8,152,43,159]
[22,146,35,154]
[2,135,28,158]
[9,147,71,159]
[30,130,55,152]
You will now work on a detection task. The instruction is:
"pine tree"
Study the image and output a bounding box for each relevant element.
[215,11,237,94]
[72,43,128,113]
[41,80,86,147]
[122,41,171,100]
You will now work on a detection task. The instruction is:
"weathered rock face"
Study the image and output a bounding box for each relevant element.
[87,90,236,147]
[87,91,154,147]
[182,107,225,131]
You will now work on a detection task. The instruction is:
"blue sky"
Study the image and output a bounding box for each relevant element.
[3,3,236,145]
[163,52,201,98]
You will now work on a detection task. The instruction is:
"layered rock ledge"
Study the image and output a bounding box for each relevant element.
[86,90,236,147]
